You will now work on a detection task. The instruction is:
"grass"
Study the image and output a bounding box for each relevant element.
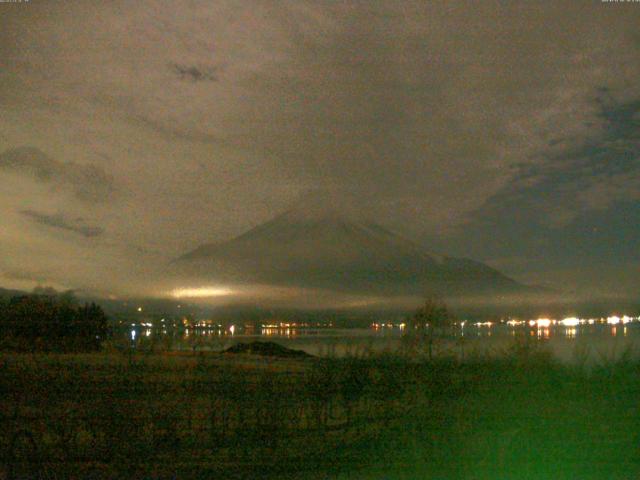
[1,341,639,479]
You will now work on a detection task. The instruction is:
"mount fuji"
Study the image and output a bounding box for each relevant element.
[173,204,528,299]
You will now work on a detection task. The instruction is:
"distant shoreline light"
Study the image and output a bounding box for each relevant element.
[170,286,235,298]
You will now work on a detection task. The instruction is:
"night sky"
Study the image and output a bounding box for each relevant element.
[0,1,638,300]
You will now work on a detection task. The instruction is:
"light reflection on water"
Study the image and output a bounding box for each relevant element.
[123,316,640,363]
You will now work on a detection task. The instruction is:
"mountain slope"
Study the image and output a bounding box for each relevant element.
[174,208,525,297]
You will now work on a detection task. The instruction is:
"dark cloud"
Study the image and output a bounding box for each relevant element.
[0,147,115,203]
[475,96,640,228]
[0,269,58,290]
[20,210,104,238]
[171,63,220,82]
[421,96,640,296]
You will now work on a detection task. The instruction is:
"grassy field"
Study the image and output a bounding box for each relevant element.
[1,341,639,479]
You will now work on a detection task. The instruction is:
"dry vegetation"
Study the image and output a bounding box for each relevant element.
[1,343,639,479]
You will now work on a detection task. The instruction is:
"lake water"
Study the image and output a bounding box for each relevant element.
[128,316,640,364]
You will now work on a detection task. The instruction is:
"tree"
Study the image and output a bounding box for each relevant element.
[0,294,109,351]
[403,296,453,359]
[75,302,109,351]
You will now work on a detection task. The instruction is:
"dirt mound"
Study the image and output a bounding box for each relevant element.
[224,341,313,358]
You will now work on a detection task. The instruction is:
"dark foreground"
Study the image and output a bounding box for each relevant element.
[1,342,639,479]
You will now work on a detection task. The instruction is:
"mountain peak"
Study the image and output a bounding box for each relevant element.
[174,206,526,298]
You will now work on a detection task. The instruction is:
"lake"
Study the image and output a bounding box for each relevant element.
[127,315,640,364]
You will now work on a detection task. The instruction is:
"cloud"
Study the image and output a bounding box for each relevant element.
[0,1,638,297]
[171,63,221,82]
[471,97,640,229]
[20,210,104,238]
[0,147,115,203]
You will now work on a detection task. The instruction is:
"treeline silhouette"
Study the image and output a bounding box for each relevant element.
[0,289,109,352]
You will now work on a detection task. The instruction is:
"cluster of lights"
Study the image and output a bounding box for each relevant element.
[511,315,640,328]
[194,320,225,328]
[372,315,639,332]
[262,322,295,329]
[558,317,580,327]
[474,321,493,327]
[506,320,526,326]
[262,321,334,329]
[529,318,552,328]
[372,322,407,329]
[606,315,634,325]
